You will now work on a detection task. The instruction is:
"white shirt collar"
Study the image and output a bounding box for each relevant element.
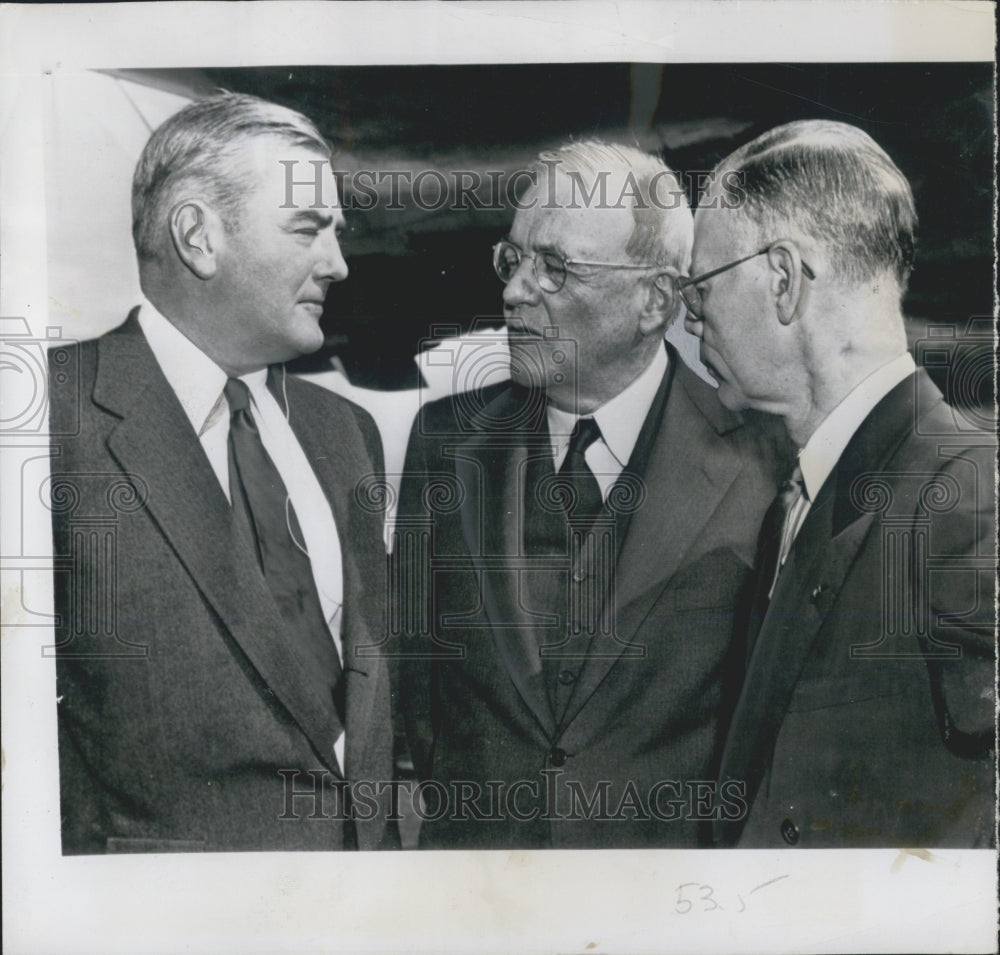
[547,343,668,468]
[137,299,231,436]
[138,299,273,434]
[798,351,917,501]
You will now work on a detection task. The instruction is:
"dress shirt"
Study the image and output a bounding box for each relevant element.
[546,344,668,500]
[778,351,917,567]
[139,301,346,768]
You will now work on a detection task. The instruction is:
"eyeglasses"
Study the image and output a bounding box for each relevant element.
[492,239,661,294]
[675,246,816,319]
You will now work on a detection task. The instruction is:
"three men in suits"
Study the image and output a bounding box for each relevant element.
[396,141,787,848]
[682,120,996,847]
[50,93,396,853]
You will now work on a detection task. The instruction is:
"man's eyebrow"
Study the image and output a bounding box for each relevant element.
[289,209,335,226]
[503,236,565,257]
[508,237,560,255]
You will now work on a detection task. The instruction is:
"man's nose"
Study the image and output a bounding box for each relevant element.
[316,229,349,283]
[502,256,541,309]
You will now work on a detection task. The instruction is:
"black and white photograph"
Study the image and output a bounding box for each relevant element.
[1,2,997,953]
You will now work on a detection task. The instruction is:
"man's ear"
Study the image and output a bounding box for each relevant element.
[767,242,808,325]
[168,201,221,279]
[639,269,679,335]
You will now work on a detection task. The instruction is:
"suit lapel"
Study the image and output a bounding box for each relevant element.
[613,356,747,621]
[715,370,925,842]
[95,318,342,776]
[561,355,749,727]
[455,387,557,739]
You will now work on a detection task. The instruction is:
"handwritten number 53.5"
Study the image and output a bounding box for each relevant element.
[675,882,733,914]
[674,875,788,915]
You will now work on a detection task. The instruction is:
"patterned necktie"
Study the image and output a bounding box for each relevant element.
[557,417,603,525]
[747,464,806,658]
[224,378,345,729]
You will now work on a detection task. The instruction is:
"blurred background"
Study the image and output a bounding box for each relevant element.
[44,63,995,476]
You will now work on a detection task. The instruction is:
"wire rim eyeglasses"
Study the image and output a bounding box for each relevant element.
[675,246,816,319]
[492,239,663,294]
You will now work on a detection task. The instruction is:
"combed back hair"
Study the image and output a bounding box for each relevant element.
[532,140,693,274]
[717,120,917,290]
[132,92,330,262]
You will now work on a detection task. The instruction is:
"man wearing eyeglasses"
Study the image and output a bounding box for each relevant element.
[395,141,789,849]
[683,120,996,848]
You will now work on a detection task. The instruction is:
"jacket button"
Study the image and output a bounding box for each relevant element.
[549,747,568,767]
[810,585,826,604]
[780,817,800,845]
[558,669,576,686]
[572,567,587,583]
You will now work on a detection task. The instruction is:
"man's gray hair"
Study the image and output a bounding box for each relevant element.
[717,120,917,289]
[132,92,330,262]
[533,140,693,274]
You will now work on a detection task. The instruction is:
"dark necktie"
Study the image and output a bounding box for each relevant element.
[557,417,604,525]
[747,464,805,658]
[224,378,345,730]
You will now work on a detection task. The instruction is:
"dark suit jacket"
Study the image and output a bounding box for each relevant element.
[49,312,396,853]
[716,370,996,848]
[396,345,789,848]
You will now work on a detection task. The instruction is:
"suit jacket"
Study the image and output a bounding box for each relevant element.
[396,344,789,848]
[716,370,996,848]
[50,312,396,853]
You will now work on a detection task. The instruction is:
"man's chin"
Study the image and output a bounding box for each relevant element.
[296,317,328,353]
[509,345,564,392]
[715,381,750,412]
[270,330,325,366]
[702,360,744,407]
